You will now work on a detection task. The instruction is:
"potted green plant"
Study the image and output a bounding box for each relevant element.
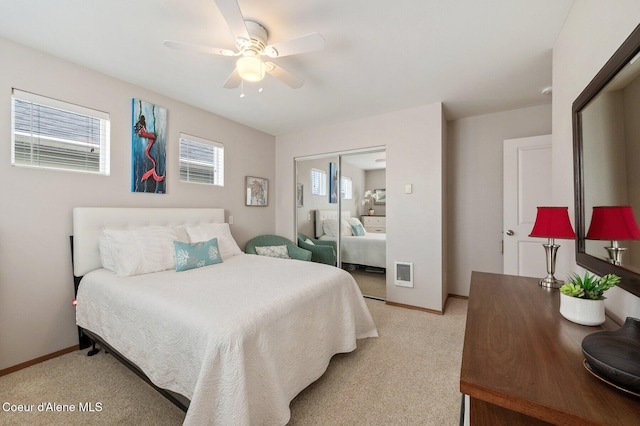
[559,272,620,326]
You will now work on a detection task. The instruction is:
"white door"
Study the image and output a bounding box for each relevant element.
[503,135,552,276]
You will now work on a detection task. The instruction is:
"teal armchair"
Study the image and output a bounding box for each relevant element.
[245,235,312,261]
[297,233,337,266]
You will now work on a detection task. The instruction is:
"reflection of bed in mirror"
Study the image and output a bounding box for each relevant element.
[314,210,386,269]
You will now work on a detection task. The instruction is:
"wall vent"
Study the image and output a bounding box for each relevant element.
[394,261,413,287]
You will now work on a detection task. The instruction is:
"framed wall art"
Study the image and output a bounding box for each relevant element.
[296,183,304,207]
[131,98,167,194]
[246,176,268,206]
[329,162,338,204]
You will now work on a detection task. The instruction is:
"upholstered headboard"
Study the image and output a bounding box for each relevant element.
[314,209,352,238]
[72,207,225,277]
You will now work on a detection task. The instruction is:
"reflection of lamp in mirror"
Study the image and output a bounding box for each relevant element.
[529,207,577,288]
[586,206,640,265]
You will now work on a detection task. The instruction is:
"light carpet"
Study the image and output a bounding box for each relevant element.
[349,268,386,300]
[0,298,467,426]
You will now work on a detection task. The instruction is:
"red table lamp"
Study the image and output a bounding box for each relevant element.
[586,206,640,265]
[529,207,576,288]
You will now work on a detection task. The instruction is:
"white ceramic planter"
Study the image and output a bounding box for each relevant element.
[559,293,605,326]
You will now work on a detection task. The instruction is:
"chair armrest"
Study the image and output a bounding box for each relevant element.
[313,239,336,248]
[298,239,336,265]
[287,244,313,261]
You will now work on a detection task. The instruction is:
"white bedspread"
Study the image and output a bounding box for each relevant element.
[76,254,377,425]
[320,233,386,268]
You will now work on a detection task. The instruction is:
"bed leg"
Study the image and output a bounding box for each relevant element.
[87,342,101,357]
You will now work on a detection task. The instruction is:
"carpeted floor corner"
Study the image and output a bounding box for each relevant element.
[0,298,467,426]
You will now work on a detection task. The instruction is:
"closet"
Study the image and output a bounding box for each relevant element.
[295,148,386,299]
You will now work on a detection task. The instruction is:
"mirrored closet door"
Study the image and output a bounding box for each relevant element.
[295,148,386,300]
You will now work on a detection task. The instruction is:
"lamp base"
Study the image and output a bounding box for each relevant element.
[540,275,563,289]
[539,242,563,289]
[605,242,626,266]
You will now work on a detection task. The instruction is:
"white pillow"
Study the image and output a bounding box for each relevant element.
[342,219,353,236]
[173,225,190,243]
[186,223,243,260]
[255,245,290,259]
[101,226,178,277]
[322,218,353,237]
[322,219,339,237]
[348,217,364,228]
[98,234,116,272]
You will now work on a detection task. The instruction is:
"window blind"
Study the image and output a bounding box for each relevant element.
[311,168,327,196]
[341,176,353,199]
[11,89,110,174]
[179,133,224,186]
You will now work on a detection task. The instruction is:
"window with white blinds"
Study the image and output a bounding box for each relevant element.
[11,89,110,174]
[341,176,353,199]
[179,133,224,186]
[311,168,327,196]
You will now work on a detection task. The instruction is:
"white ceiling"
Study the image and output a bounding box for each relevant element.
[0,0,574,136]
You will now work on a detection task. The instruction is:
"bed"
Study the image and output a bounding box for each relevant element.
[72,207,378,425]
[314,210,386,269]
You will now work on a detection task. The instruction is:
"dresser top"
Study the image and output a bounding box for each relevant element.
[460,271,640,425]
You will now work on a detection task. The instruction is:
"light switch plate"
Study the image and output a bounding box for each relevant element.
[404,184,412,194]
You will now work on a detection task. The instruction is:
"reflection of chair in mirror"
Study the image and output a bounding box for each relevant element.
[297,233,337,265]
[245,235,312,261]
[586,206,640,265]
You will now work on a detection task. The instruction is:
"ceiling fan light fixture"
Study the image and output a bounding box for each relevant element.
[236,55,265,82]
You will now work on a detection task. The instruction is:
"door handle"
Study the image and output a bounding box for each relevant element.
[506,230,515,236]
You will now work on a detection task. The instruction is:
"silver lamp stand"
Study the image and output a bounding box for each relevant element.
[540,238,563,288]
[604,240,626,265]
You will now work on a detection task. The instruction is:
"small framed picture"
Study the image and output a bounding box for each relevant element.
[246,176,268,206]
[374,188,386,205]
[296,183,304,207]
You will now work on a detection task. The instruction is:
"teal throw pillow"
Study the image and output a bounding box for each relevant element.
[351,223,366,236]
[173,238,223,272]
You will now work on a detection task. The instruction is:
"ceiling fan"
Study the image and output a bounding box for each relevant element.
[163,0,325,90]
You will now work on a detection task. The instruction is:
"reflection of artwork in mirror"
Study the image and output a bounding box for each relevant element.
[329,162,338,204]
[246,176,268,206]
[573,22,640,297]
[296,183,303,207]
[374,189,386,205]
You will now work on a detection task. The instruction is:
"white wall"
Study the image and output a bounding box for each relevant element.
[276,104,446,312]
[553,0,640,322]
[447,105,552,296]
[0,38,276,370]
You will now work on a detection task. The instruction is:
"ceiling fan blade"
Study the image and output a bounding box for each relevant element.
[265,62,304,89]
[223,68,242,88]
[163,40,236,56]
[213,0,250,44]
[264,33,325,58]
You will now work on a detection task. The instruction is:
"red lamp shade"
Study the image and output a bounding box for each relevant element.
[529,207,576,239]
[586,206,640,240]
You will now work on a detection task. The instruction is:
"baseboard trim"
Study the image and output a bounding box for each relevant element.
[385,301,443,315]
[448,293,469,300]
[0,345,78,377]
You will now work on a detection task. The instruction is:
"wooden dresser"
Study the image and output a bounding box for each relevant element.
[460,271,640,425]
[361,215,386,233]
